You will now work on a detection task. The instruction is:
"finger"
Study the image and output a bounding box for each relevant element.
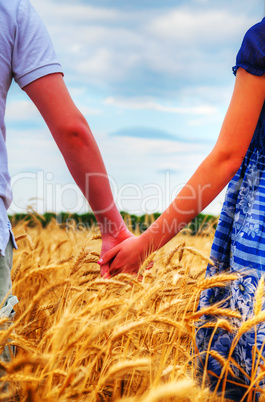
[109,258,124,276]
[114,264,139,277]
[109,265,123,276]
[109,269,122,278]
[98,245,121,265]
[100,264,111,279]
[126,266,140,276]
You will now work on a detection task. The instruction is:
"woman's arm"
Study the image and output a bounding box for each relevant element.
[99,68,265,275]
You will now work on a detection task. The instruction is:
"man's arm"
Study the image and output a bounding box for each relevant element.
[24,73,132,277]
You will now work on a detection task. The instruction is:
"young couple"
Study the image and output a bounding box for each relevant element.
[1,0,265,399]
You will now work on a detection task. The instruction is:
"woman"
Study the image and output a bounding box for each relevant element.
[99,17,265,401]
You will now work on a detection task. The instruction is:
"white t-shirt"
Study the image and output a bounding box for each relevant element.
[0,0,63,255]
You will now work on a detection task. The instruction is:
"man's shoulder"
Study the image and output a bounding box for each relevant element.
[0,0,25,20]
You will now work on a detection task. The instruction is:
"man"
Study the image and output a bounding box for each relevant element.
[0,0,132,362]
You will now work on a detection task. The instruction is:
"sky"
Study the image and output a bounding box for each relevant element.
[6,0,265,216]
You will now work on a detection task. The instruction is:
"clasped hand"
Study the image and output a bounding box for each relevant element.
[98,235,147,278]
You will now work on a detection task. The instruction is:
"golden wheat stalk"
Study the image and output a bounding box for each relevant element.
[254,277,265,316]
[209,350,235,377]
[7,216,241,400]
[58,255,74,264]
[53,239,68,252]
[110,319,150,342]
[83,256,99,264]
[136,283,162,313]
[83,299,124,319]
[91,278,130,288]
[90,251,100,258]
[70,244,90,275]
[191,267,207,280]
[99,358,150,385]
[150,316,190,334]
[201,318,234,333]
[14,234,28,242]
[165,243,185,267]
[197,273,238,290]
[91,234,102,240]
[238,311,265,337]
[140,251,157,272]
[157,298,183,315]
[140,379,195,402]
[0,374,42,383]
[114,273,144,289]
[13,263,68,288]
[79,269,99,277]
[182,246,214,265]
[7,356,49,372]
[185,306,241,321]
[11,280,70,331]
[178,242,186,262]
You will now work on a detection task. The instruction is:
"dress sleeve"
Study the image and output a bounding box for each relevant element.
[12,0,63,88]
[232,18,265,77]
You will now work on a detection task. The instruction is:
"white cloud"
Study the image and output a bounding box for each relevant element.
[146,9,251,46]
[179,85,233,105]
[31,0,256,91]
[96,131,213,214]
[7,129,66,172]
[7,0,261,215]
[31,1,123,23]
[5,100,39,121]
[78,105,101,116]
[75,48,139,83]
[6,124,216,215]
[104,97,217,115]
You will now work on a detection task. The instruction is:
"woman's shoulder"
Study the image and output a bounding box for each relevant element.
[243,18,265,42]
[233,18,265,77]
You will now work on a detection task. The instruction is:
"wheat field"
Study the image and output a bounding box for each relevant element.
[0,216,263,401]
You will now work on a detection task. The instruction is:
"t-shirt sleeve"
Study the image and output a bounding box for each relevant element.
[12,0,63,88]
[232,19,265,77]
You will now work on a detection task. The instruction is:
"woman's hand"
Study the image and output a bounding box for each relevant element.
[98,235,149,277]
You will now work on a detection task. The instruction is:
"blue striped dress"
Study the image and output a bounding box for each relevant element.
[196,18,265,401]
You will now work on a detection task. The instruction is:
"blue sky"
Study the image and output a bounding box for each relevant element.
[6,0,264,216]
